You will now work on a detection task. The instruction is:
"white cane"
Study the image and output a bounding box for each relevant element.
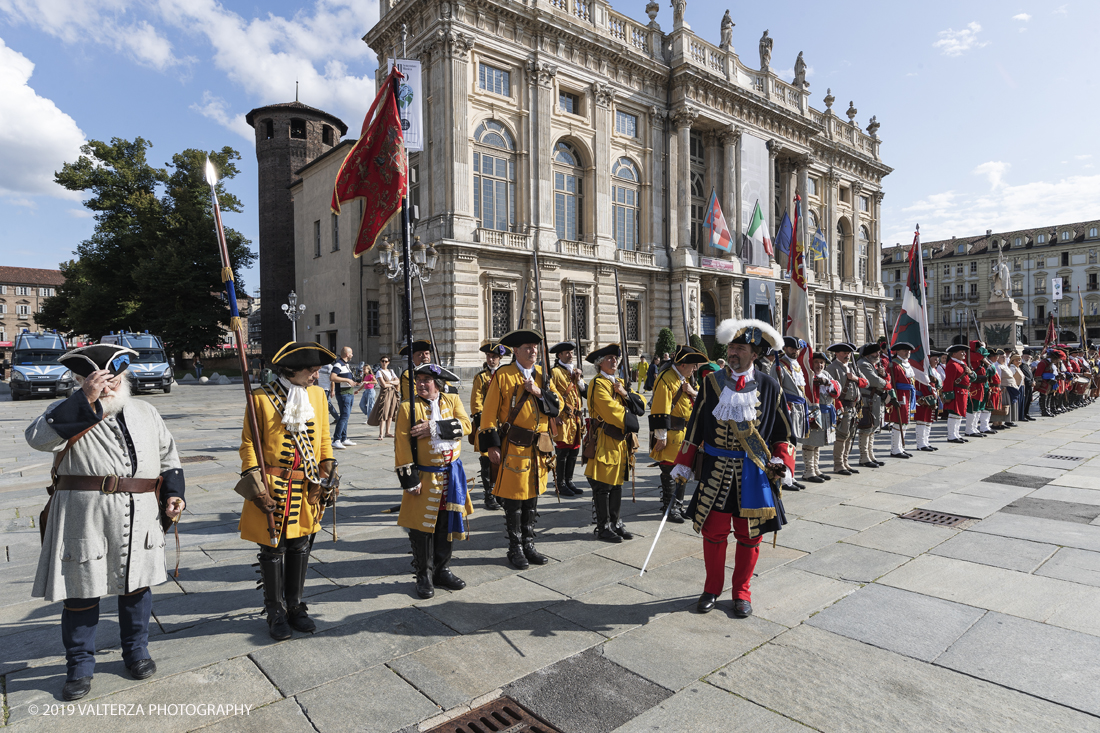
[640,478,683,576]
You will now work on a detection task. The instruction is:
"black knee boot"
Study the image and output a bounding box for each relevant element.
[409,529,435,599]
[480,456,502,510]
[590,481,621,543]
[609,484,633,540]
[659,465,685,523]
[284,537,315,632]
[257,546,292,640]
[521,497,549,565]
[502,498,529,569]
[555,450,576,496]
[564,448,582,495]
[432,521,465,590]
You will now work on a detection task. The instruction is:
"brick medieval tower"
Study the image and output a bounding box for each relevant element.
[246,101,347,356]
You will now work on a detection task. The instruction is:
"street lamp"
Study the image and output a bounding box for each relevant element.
[281,290,307,341]
[377,236,440,359]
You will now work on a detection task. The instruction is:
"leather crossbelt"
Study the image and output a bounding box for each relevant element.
[265,466,307,481]
[56,475,161,495]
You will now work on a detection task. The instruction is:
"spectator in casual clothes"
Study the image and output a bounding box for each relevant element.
[356,363,377,421]
[316,364,339,421]
[330,347,357,449]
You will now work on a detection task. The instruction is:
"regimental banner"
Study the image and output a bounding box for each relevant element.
[394,59,423,152]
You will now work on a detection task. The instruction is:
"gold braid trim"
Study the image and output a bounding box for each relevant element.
[221,267,234,283]
[229,316,245,333]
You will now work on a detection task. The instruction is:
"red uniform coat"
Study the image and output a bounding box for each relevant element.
[987,366,1002,411]
[967,343,986,403]
[885,359,913,425]
[1035,359,1055,395]
[914,378,937,424]
[943,358,971,416]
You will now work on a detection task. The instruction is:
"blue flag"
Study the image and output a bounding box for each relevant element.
[774,211,793,267]
[811,228,828,261]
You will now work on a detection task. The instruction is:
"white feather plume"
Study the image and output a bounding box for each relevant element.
[715,318,783,350]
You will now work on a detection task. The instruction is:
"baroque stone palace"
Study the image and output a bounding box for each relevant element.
[289,0,891,370]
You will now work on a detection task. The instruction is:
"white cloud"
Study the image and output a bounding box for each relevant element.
[191,92,253,141]
[0,38,86,200]
[1076,154,1093,160]
[67,208,94,218]
[973,161,1010,190]
[0,0,186,70]
[1012,13,1031,21]
[1053,4,1068,14]
[933,22,989,57]
[886,173,1100,245]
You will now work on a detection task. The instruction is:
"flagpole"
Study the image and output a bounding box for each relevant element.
[392,63,417,468]
[205,158,276,545]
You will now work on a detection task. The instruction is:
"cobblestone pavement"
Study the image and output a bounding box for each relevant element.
[3,385,1100,732]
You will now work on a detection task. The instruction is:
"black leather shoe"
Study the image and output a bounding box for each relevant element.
[433,567,466,591]
[696,592,718,614]
[890,453,910,459]
[415,572,435,599]
[128,658,157,680]
[804,475,825,483]
[613,523,634,541]
[836,469,852,476]
[731,599,753,618]
[947,438,967,444]
[568,482,583,495]
[522,541,550,565]
[267,607,293,640]
[930,446,939,451]
[596,526,622,543]
[848,467,860,473]
[507,546,530,570]
[919,446,936,452]
[819,474,832,481]
[63,677,92,701]
[792,481,807,491]
[859,462,879,469]
[484,493,502,511]
[557,483,577,497]
[874,460,886,467]
[287,604,316,633]
[967,432,986,438]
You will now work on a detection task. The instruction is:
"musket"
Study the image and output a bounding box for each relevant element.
[571,281,582,360]
[531,244,560,502]
[680,282,691,347]
[205,158,276,546]
[971,309,984,345]
[517,275,530,330]
[413,238,438,367]
[861,299,873,344]
[613,268,638,501]
[841,306,853,344]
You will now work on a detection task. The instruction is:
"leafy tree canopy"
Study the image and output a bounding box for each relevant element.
[654,327,676,361]
[39,138,255,358]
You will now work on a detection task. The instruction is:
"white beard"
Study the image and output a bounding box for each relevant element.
[99,376,133,416]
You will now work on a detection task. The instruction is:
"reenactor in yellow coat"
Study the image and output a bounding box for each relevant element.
[398,339,457,399]
[470,340,509,511]
[549,341,586,498]
[394,364,474,599]
[584,344,647,543]
[236,342,337,640]
[648,346,707,523]
[478,329,562,569]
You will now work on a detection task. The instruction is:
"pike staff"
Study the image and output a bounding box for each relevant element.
[205,157,276,544]
[531,244,560,502]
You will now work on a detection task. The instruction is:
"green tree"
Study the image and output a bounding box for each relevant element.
[655,327,676,361]
[39,139,254,359]
[689,334,708,358]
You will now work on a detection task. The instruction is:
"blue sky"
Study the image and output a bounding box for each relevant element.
[2,1,1097,294]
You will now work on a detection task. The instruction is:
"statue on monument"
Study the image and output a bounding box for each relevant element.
[672,0,686,27]
[720,10,734,48]
[793,51,807,88]
[759,30,772,70]
[990,243,1012,302]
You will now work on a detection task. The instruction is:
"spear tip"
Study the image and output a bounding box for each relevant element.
[204,157,218,187]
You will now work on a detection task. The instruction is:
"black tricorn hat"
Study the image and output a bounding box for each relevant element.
[60,344,139,378]
[398,340,433,356]
[549,341,576,355]
[860,343,881,358]
[271,342,337,369]
[892,341,916,351]
[414,363,460,382]
[930,350,947,357]
[811,350,830,362]
[499,329,544,348]
[479,339,510,356]
[783,335,805,350]
[673,345,709,365]
[827,342,857,353]
[586,343,622,364]
[947,343,969,355]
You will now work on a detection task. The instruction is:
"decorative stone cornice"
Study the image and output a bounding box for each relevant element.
[594,81,615,107]
[850,180,864,195]
[872,190,885,204]
[649,105,667,128]
[527,59,558,87]
[718,124,742,146]
[442,30,475,60]
[670,105,698,129]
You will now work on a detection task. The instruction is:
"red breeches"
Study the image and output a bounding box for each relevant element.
[701,510,762,601]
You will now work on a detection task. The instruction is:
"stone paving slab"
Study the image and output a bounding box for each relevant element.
[1000,496,1100,524]
[772,519,855,553]
[415,574,568,635]
[876,477,956,500]
[800,504,893,531]
[842,517,957,557]
[193,697,315,733]
[593,524,702,570]
[777,490,843,518]
[601,606,784,691]
[708,625,1100,733]
[620,556,711,601]
[611,682,812,733]
[937,612,1100,716]
[1034,547,1100,587]
[296,664,440,733]
[386,609,602,711]
[1031,484,1100,506]
[545,583,685,639]
[522,551,639,597]
[917,490,1026,519]
[971,512,1100,551]
[748,566,858,627]
[789,542,909,583]
[806,583,984,662]
[929,531,1058,573]
[841,490,925,515]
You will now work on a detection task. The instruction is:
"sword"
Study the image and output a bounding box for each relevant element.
[639,487,676,576]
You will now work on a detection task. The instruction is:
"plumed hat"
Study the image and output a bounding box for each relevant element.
[414,363,460,382]
[60,344,139,378]
[271,342,337,369]
[715,319,783,350]
[479,339,510,356]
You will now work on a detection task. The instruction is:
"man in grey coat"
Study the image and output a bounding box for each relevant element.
[26,344,186,701]
[855,342,888,469]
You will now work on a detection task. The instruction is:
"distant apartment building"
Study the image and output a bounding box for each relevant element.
[0,266,65,346]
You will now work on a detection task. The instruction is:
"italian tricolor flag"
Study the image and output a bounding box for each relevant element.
[742,200,773,267]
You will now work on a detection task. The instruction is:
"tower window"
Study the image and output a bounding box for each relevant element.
[322,125,334,146]
[290,119,306,139]
[264,119,274,139]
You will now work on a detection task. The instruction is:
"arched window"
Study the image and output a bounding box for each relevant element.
[289,118,306,139]
[858,225,870,282]
[473,120,516,232]
[836,217,850,279]
[611,157,639,251]
[554,142,583,242]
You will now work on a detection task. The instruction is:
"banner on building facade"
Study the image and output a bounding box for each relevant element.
[740,133,770,268]
[1052,277,1063,301]
[394,59,423,152]
[743,278,775,325]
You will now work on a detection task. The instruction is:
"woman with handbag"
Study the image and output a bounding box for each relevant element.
[369,357,400,439]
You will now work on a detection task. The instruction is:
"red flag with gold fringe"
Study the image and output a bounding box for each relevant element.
[331,66,407,257]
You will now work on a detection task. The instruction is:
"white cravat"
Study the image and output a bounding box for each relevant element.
[713,366,758,423]
[277,377,315,433]
[427,397,459,454]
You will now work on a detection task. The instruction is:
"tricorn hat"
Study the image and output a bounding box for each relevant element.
[947,343,969,356]
[860,343,881,358]
[827,342,857,353]
[672,345,709,365]
[271,342,337,369]
[549,341,576,355]
[891,341,916,352]
[498,329,544,348]
[783,336,805,350]
[586,343,622,364]
[60,344,139,378]
[715,318,783,350]
[479,339,510,356]
[398,339,433,356]
[811,350,830,363]
[414,363,460,382]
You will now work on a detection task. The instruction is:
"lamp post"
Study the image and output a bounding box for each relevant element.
[377,236,441,361]
[281,291,306,342]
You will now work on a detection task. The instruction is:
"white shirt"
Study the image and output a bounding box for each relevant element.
[316,365,332,390]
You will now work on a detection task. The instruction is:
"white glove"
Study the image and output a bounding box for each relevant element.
[671,464,693,483]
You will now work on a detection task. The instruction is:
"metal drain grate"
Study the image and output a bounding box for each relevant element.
[902,509,971,527]
[179,455,216,464]
[427,696,562,733]
[1042,454,1084,462]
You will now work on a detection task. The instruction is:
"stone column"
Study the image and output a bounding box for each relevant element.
[671,106,698,251]
[445,32,475,240]
[528,59,558,250]
[767,141,781,265]
[873,191,885,292]
[826,170,840,282]
[649,106,667,253]
[796,154,814,265]
[851,180,864,287]
[720,125,741,261]
[594,82,615,253]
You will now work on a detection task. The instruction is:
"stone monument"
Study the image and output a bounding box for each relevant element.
[980,242,1027,349]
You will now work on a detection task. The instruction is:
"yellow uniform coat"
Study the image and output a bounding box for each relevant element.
[469,367,494,457]
[550,364,584,447]
[238,383,333,545]
[395,393,474,537]
[649,367,694,464]
[585,373,647,486]
[479,362,560,501]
